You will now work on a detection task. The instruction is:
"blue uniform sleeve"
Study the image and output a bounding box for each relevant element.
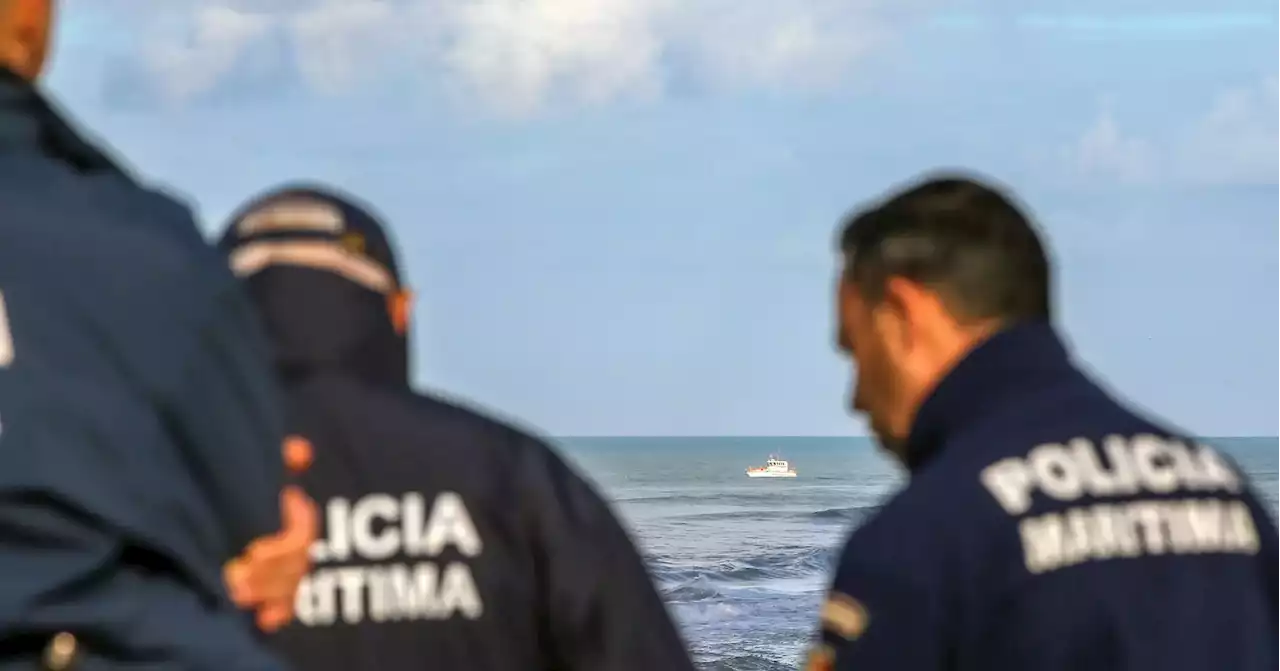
[805,552,945,671]
[1246,495,1278,629]
[516,436,696,671]
[1219,448,1279,632]
[1264,522,1280,667]
[160,282,285,555]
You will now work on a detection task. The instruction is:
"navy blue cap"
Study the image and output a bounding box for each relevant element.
[219,183,404,294]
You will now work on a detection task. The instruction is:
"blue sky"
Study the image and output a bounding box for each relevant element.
[47,0,1277,437]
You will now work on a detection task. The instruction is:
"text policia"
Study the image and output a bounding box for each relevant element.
[981,434,1261,575]
[294,491,484,626]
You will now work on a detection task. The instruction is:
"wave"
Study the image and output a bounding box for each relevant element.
[618,493,779,505]
[659,504,879,525]
[665,578,726,602]
[619,490,882,505]
[809,504,879,523]
[653,546,837,602]
[698,655,793,671]
[635,504,880,526]
[670,510,797,522]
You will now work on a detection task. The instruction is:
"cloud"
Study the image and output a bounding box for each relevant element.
[670,1,896,90]
[287,1,405,94]
[1062,76,1278,186]
[140,6,275,103]
[1172,76,1279,185]
[1065,108,1160,186]
[73,0,913,116]
[439,0,669,114]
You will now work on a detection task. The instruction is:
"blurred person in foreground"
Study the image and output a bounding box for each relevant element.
[807,173,1278,671]
[0,1,315,668]
[217,183,698,671]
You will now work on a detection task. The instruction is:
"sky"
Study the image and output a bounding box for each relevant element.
[45,0,1278,437]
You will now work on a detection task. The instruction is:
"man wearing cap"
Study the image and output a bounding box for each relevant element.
[218,183,698,671]
[0,1,314,668]
[808,173,1277,671]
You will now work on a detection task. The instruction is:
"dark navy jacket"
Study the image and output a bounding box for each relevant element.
[220,187,697,671]
[813,322,1278,671]
[0,74,287,668]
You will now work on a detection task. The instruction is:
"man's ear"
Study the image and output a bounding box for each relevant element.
[387,289,413,336]
[882,276,946,324]
[874,276,940,352]
[0,0,53,81]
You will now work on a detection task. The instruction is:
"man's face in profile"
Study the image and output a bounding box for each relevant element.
[836,275,907,458]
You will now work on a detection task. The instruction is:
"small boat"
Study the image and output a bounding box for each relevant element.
[746,455,797,478]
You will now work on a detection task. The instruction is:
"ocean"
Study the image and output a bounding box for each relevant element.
[554,436,1280,671]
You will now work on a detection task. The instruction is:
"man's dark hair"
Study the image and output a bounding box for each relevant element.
[838,173,1052,322]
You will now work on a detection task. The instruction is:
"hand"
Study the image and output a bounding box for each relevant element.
[224,437,318,632]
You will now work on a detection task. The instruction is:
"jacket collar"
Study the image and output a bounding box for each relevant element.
[904,321,1077,472]
[0,68,130,177]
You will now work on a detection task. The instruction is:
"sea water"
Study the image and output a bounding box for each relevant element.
[557,436,1279,671]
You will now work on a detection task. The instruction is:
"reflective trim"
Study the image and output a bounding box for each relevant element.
[236,200,344,236]
[230,240,394,293]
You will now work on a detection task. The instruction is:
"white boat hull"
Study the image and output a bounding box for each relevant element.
[746,470,797,478]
